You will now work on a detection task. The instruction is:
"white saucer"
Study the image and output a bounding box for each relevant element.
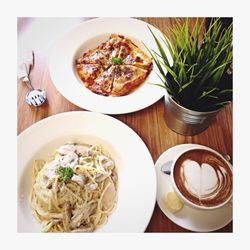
[155,144,232,232]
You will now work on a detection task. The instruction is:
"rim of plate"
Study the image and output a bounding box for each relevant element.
[48,17,168,114]
[17,111,156,232]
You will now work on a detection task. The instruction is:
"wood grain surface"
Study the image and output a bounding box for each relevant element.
[17,17,232,232]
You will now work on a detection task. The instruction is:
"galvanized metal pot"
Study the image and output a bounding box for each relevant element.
[164,94,221,136]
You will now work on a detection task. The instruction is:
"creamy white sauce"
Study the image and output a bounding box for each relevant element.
[39,143,114,191]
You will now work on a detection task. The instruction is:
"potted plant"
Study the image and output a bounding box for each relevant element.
[148,18,233,135]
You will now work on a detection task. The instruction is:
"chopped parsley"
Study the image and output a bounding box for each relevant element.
[57,166,73,182]
[111,57,123,65]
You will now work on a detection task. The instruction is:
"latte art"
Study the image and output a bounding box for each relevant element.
[173,149,232,207]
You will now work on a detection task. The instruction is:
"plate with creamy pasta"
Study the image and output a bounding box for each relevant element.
[17,111,156,232]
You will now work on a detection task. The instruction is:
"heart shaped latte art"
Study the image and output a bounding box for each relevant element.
[182,160,224,200]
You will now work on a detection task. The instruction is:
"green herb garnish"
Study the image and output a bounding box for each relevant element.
[57,166,73,182]
[111,57,123,65]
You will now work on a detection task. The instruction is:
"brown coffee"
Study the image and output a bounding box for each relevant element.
[173,149,232,208]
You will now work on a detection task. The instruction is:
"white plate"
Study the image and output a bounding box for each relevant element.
[49,17,168,114]
[18,111,156,232]
[155,144,232,232]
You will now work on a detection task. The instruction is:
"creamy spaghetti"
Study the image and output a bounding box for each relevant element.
[29,143,118,232]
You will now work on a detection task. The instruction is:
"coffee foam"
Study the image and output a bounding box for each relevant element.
[182,160,227,201]
[174,149,232,207]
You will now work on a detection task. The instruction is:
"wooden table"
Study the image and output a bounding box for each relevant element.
[17,17,232,232]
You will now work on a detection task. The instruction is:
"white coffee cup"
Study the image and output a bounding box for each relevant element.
[170,147,233,210]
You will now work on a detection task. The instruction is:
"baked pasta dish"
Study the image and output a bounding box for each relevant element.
[75,34,153,96]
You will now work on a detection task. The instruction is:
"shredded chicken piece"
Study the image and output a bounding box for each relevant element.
[59,152,78,168]
[70,203,96,229]
[57,144,76,155]
[75,145,89,156]
[85,182,98,191]
[97,155,114,169]
[71,174,86,186]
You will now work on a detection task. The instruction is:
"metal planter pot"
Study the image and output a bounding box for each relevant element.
[164,94,221,136]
